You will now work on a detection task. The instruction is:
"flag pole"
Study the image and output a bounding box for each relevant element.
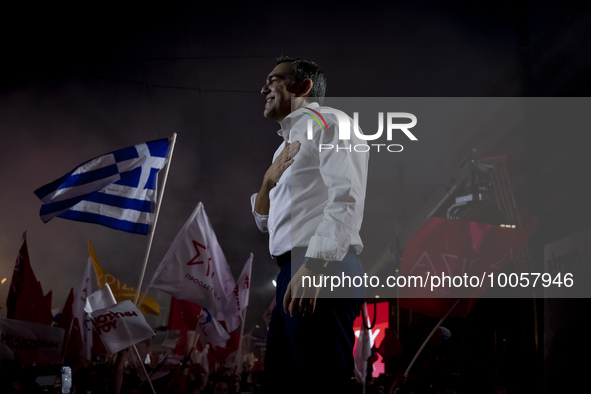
[132,344,157,394]
[60,315,76,364]
[185,313,202,364]
[134,133,177,307]
[189,314,201,357]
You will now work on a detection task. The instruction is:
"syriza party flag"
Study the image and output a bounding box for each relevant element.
[89,300,155,354]
[196,308,231,348]
[399,216,538,318]
[236,253,253,310]
[148,202,237,323]
[226,253,254,332]
[34,137,171,235]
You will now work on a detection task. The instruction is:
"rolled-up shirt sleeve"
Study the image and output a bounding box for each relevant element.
[250,193,269,233]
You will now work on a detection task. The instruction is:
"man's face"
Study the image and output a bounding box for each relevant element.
[261,62,297,122]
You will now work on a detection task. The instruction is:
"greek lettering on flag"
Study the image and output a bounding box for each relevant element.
[148,202,237,323]
[237,253,253,311]
[89,300,155,354]
[227,253,253,332]
[34,138,171,235]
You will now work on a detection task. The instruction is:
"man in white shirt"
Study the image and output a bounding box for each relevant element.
[251,57,369,394]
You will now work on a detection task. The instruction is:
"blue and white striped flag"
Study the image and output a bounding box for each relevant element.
[35,138,171,234]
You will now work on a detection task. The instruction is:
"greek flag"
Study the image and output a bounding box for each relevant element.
[35,138,171,234]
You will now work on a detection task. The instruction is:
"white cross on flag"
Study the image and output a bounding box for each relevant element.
[35,138,171,235]
[147,202,237,324]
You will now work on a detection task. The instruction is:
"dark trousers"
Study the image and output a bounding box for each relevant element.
[263,250,364,394]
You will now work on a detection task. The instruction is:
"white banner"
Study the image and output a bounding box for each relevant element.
[89,300,154,354]
[0,318,65,365]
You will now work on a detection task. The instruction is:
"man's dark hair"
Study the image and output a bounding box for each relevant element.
[276,56,326,99]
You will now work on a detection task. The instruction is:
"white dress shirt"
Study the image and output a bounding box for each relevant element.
[251,102,369,262]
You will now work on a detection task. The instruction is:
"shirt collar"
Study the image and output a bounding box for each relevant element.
[277,102,320,141]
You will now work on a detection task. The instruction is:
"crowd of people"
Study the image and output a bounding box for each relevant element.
[0,331,484,394]
[0,353,411,394]
[0,333,513,394]
[0,347,399,394]
[1,345,263,394]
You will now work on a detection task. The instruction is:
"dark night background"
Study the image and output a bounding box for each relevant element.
[1,1,590,392]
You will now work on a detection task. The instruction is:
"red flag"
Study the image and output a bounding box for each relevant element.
[58,288,74,330]
[168,298,232,348]
[58,288,84,370]
[399,216,538,318]
[168,297,202,332]
[63,317,84,371]
[45,291,53,318]
[210,324,240,367]
[173,329,189,356]
[6,232,54,325]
